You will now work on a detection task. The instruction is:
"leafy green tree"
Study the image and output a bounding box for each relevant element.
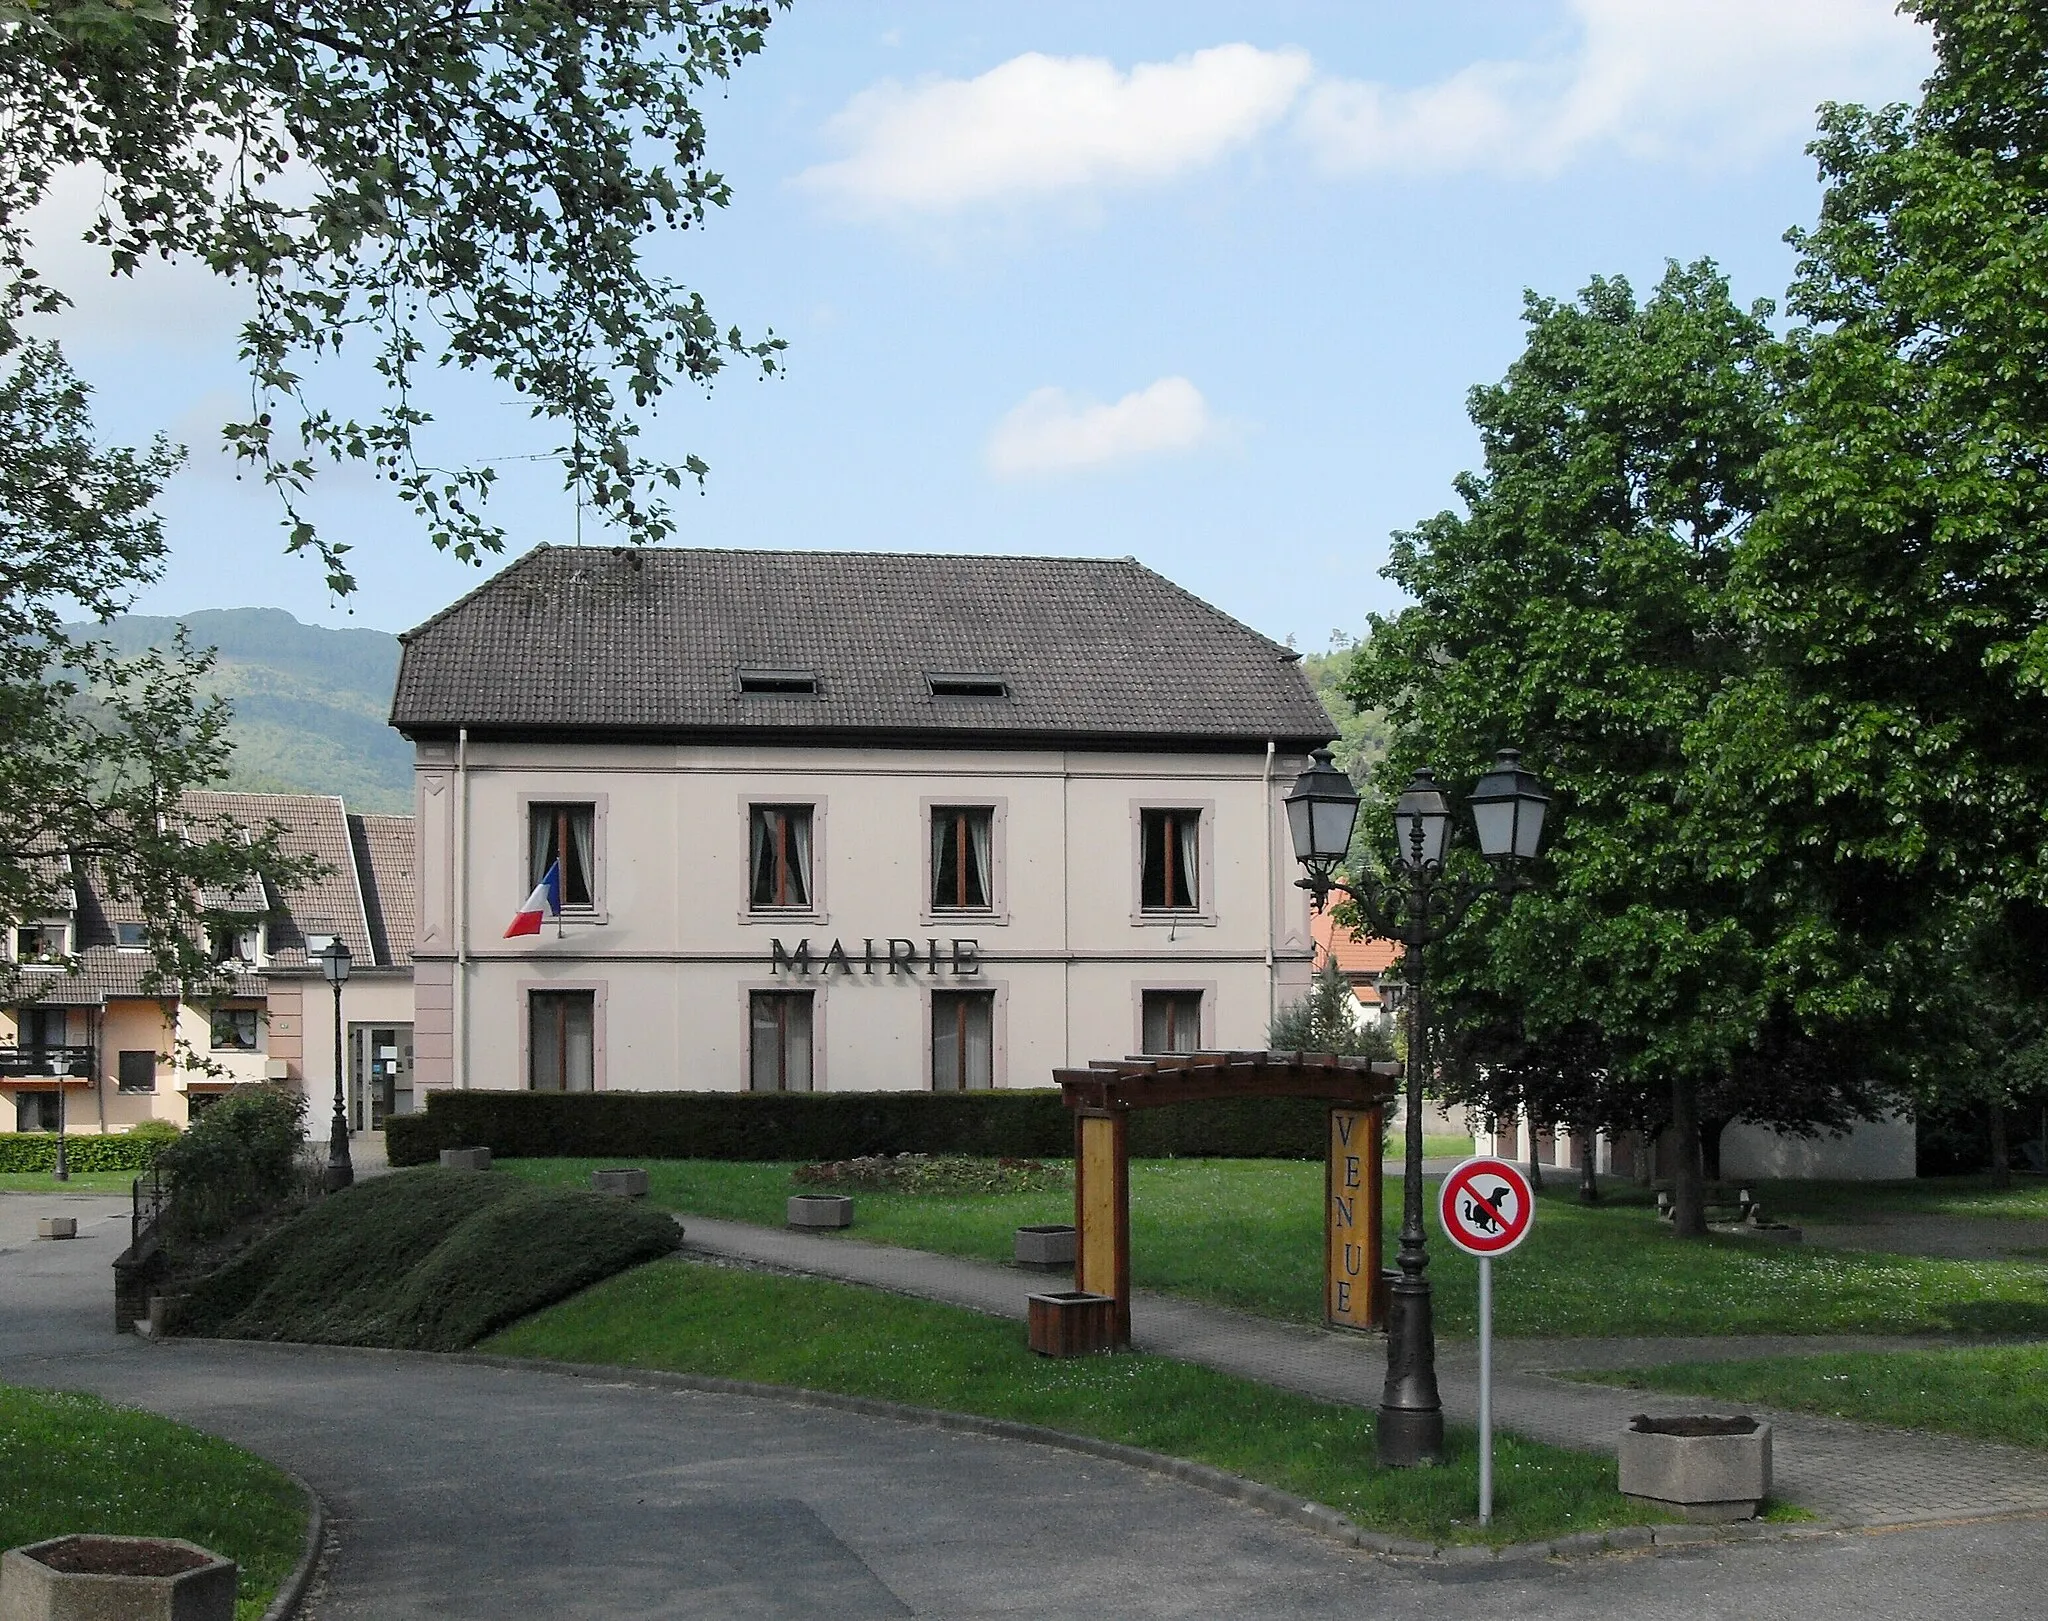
[0,339,308,996]
[1703,0,2048,1156]
[0,0,787,589]
[1350,262,1891,1236]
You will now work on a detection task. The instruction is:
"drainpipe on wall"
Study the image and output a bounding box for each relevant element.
[456,725,470,1090]
[1263,739,1277,1025]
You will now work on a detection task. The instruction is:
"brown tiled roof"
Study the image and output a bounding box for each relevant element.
[1311,911,1400,1009]
[391,546,1335,748]
[351,813,416,966]
[3,792,415,1011]
[180,792,374,968]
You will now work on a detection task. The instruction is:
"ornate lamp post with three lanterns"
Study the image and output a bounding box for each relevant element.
[1284,747,1551,1466]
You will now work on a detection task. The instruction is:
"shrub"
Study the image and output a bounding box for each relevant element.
[182,1168,682,1349]
[157,1085,307,1244]
[125,1119,183,1149]
[386,1089,1343,1166]
[1269,963,1397,1061]
[794,1153,1068,1194]
[0,1132,168,1173]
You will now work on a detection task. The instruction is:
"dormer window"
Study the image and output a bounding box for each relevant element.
[209,922,264,967]
[738,669,818,697]
[925,672,1008,699]
[14,923,67,963]
[115,922,149,950]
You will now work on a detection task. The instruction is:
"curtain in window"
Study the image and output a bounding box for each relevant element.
[750,812,771,907]
[569,812,595,907]
[788,811,812,907]
[961,993,993,1089]
[968,812,992,908]
[1142,991,1201,1054]
[930,813,950,909]
[932,994,960,1091]
[1175,812,1199,908]
[531,811,554,889]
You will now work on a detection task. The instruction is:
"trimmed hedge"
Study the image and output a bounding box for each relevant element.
[0,1132,168,1173]
[182,1168,683,1349]
[386,1088,1338,1166]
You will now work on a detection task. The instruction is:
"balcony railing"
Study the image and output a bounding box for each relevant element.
[0,1044,95,1080]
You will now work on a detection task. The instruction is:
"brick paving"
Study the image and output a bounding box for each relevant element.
[680,1215,2048,1529]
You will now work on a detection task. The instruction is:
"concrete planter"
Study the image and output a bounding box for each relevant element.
[1619,1415,1772,1521]
[0,1535,236,1621]
[590,1167,649,1198]
[787,1194,853,1230]
[439,1147,492,1172]
[35,1218,76,1241]
[1014,1224,1075,1270]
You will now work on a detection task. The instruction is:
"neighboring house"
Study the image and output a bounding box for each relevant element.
[1308,909,1401,1030]
[0,793,415,1137]
[392,545,1333,1097]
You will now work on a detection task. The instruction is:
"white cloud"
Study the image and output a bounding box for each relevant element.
[800,3,1930,213]
[985,376,1218,478]
[799,44,1313,213]
[1299,0,1930,177]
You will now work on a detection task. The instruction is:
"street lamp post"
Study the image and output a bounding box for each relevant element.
[317,938,353,1193]
[1284,747,1550,1467]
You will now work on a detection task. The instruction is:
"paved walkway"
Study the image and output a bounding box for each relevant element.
[678,1216,2048,1529]
[11,1194,2048,1617]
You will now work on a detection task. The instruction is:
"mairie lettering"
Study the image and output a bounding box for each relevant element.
[772,937,982,978]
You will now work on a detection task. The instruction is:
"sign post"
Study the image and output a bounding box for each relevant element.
[1438,1155,1535,1526]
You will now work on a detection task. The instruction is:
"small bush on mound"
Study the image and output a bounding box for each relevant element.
[181,1168,681,1350]
[159,1085,307,1244]
[795,1153,1068,1194]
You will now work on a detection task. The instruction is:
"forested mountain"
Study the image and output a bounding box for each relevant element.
[77,609,412,813]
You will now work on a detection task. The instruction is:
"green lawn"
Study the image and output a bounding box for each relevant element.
[484,1254,1670,1546]
[1742,1175,2048,1223]
[1568,1341,2048,1451]
[0,1386,306,1621]
[497,1157,2048,1339]
[0,1171,136,1194]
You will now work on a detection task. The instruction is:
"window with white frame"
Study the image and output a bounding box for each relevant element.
[529,989,595,1091]
[931,990,994,1091]
[13,923,67,962]
[749,990,813,1091]
[209,922,263,966]
[1139,808,1200,911]
[1141,989,1203,1055]
[210,1005,260,1051]
[529,803,596,909]
[748,806,813,911]
[930,806,993,912]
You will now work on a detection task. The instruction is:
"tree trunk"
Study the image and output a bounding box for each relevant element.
[1526,1118,1545,1191]
[1990,1096,2012,1191]
[1577,1114,1600,1204]
[1669,1073,1708,1237]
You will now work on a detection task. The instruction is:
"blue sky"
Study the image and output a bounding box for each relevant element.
[40,1,1934,647]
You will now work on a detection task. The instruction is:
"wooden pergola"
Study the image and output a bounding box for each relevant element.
[1049,1050,1402,1350]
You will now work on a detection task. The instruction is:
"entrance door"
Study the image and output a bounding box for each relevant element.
[350,1024,415,1128]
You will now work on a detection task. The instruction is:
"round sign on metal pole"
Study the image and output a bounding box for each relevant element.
[1438,1155,1535,1527]
[1438,1155,1534,1258]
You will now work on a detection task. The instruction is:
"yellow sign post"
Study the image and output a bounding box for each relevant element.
[1326,1105,1385,1331]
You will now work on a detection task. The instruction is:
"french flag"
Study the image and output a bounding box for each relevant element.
[505,860,562,938]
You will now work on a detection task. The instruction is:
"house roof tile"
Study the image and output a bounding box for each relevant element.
[391,546,1335,748]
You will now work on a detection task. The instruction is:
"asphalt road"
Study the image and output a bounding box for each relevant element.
[4,1192,2042,1619]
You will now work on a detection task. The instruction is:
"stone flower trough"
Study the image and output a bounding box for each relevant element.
[787,1194,853,1230]
[439,1146,492,1172]
[589,1167,649,1198]
[1619,1414,1772,1521]
[0,1535,236,1621]
[1013,1224,1075,1270]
